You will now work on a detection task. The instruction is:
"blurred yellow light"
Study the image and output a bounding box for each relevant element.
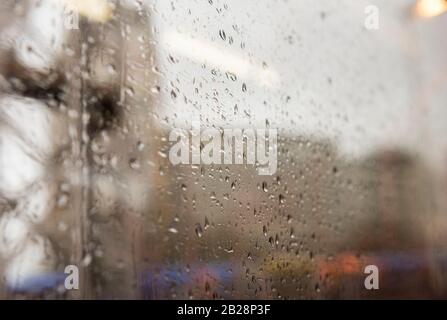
[414,0,447,18]
[58,0,113,23]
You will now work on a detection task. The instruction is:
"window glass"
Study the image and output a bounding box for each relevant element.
[1,0,447,299]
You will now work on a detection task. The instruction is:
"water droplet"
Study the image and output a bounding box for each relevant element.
[151,85,161,94]
[262,181,268,192]
[219,29,226,41]
[279,194,285,204]
[168,227,178,234]
[195,223,203,238]
[226,72,237,81]
[224,246,234,253]
[129,158,140,170]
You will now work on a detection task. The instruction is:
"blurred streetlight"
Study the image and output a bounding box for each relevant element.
[414,0,447,18]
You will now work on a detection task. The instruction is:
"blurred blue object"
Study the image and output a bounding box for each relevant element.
[7,272,66,294]
[141,262,235,299]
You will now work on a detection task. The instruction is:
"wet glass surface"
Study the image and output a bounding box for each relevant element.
[1,0,447,299]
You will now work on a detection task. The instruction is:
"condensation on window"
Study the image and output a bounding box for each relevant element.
[0,0,447,299]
